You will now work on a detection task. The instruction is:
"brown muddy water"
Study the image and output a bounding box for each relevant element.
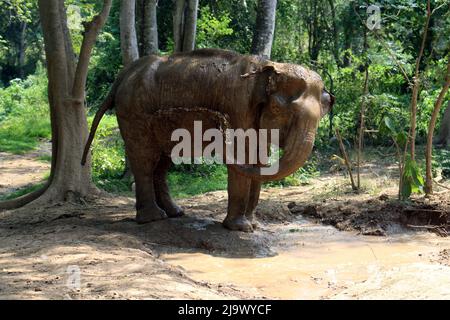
[161,217,450,299]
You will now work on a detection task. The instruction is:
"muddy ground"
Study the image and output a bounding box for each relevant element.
[0,149,449,299]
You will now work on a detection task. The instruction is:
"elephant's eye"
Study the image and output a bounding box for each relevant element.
[288,91,302,102]
[281,79,305,102]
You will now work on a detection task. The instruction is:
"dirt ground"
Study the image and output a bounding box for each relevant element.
[0,154,49,196]
[1,149,450,299]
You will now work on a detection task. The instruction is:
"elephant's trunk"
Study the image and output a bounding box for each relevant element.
[230,102,320,182]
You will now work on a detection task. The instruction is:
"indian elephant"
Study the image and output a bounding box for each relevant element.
[82,49,334,232]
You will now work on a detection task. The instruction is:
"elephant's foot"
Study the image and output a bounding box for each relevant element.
[136,205,168,224]
[250,220,259,229]
[223,215,254,232]
[246,214,259,230]
[164,203,185,218]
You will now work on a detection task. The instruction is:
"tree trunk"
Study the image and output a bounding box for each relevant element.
[434,101,450,148]
[425,59,450,195]
[410,0,431,161]
[173,0,198,52]
[142,0,159,55]
[120,0,139,65]
[182,0,198,52]
[0,0,112,210]
[136,0,144,55]
[328,0,340,67]
[120,0,142,180]
[37,0,93,203]
[18,21,27,79]
[251,0,277,58]
[173,0,185,53]
[309,0,320,62]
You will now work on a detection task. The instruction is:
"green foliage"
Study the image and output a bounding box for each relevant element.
[401,157,425,198]
[88,115,128,193]
[381,116,425,199]
[0,65,50,154]
[381,116,407,148]
[86,0,122,107]
[196,5,234,49]
[434,149,450,179]
[0,0,41,84]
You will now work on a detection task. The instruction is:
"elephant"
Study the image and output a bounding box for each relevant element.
[82,49,334,232]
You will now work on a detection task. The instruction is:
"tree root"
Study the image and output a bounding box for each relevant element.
[0,180,101,211]
[0,181,51,211]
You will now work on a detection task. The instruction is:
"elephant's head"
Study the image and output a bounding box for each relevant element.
[233,61,334,182]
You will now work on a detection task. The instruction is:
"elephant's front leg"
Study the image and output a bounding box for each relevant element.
[223,168,253,232]
[245,180,261,229]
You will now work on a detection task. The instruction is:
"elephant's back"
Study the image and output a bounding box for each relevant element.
[154,50,252,109]
[115,49,256,118]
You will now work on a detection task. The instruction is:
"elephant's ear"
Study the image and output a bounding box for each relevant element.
[260,62,281,95]
[241,61,280,80]
[262,63,307,111]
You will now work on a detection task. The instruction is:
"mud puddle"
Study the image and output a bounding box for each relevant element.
[161,216,450,299]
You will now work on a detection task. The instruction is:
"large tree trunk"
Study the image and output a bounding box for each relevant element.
[251,0,277,58]
[18,21,27,79]
[120,0,142,180]
[182,0,198,52]
[0,0,112,210]
[120,0,139,65]
[434,101,450,148]
[173,0,198,52]
[309,0,320,62]
[142,0,159,55]
[328,0,340,67]
[173,0,185,53]
[36,0,93,203]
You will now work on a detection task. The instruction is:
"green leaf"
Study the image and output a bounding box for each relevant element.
[383,116,396,133]
[396,131,408,147]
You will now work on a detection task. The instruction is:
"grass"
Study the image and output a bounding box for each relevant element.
[168,165,228,199]
[0,136,39,154]
[0,107,51,154]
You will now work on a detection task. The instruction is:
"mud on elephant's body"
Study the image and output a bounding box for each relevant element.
[83,49,334,232]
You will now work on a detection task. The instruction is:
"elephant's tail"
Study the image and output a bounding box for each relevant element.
[81,90,115,166]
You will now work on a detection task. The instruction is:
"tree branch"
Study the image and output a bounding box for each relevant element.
[72,0,112,100]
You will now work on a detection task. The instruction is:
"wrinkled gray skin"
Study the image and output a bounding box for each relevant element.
[84,49,334,232]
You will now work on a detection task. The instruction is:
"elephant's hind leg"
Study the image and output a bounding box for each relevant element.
[120,120,167,224]
[134,167,168,224]
[154,155,185,218]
